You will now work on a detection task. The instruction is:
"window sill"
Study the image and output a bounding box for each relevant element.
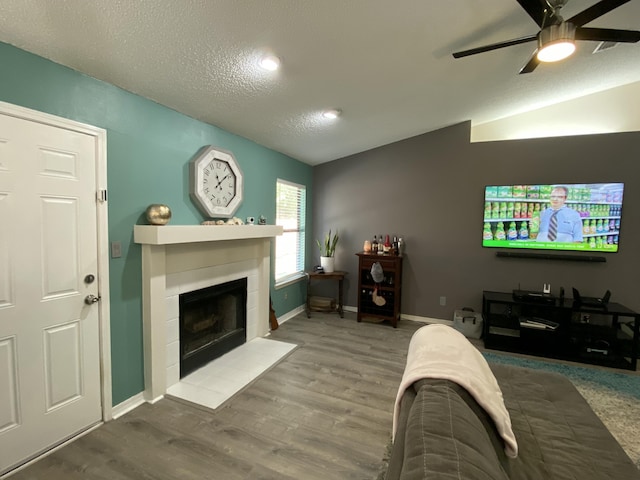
[275,272,306,289]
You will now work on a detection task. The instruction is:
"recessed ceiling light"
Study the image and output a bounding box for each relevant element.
[322,109,342,119]
[259,55,281,71]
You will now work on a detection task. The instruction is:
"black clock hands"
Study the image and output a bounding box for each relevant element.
[214,174,230,190]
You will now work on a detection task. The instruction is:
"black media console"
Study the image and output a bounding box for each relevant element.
[482,291,639,371]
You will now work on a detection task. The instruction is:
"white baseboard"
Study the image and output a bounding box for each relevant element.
[400,313,453,326]
[276,304,305,325]
[344,305,452,326]
[111,392,146,419]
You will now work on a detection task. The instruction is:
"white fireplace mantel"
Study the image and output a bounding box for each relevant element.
[134,224,284,245]
[134,224,283,402]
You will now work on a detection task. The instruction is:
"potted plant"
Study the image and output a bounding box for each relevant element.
[317,229,339,273]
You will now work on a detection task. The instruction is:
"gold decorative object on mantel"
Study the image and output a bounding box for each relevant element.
[145,204,172,225]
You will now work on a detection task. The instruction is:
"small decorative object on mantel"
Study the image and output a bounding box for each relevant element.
[145,204,172,225]
[258,215,266,225]
[201,216,245,226]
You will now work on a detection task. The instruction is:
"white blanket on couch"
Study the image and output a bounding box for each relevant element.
[392,324,518,458]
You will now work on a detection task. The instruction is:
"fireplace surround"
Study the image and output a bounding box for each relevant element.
[134,224,283,402]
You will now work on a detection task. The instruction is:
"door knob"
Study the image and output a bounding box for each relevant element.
[84,294,101,305]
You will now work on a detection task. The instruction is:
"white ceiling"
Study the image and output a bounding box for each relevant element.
[0,0,639,165]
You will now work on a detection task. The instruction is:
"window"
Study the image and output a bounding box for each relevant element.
[275,179,306,286]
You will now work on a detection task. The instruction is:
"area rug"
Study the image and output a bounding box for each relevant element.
[483,352,640,469]
[375,353,640,479]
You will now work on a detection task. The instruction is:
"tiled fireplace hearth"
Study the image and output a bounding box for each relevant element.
[134,225,283,402]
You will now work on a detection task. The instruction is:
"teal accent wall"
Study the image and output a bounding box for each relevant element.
[0,42,313,405]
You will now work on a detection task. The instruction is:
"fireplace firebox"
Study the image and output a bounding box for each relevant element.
[179,277,247,377]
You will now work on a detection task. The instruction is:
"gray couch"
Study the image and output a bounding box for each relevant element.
[386,363,639,480]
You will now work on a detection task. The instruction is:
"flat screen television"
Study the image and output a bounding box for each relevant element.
[482,183,624,253]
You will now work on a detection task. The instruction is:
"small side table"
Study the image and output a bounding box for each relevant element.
[306,270,347,318]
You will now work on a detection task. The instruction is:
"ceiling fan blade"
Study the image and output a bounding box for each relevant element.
[568,0,630,27]
[452,35,537,58]
[575,27,640,43]
[519,51,540,74]
[517,0,561,27]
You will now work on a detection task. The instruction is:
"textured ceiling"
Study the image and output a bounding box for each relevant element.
[0,0,639,165]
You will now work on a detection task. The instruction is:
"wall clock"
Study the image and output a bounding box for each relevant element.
[189,146,244,218]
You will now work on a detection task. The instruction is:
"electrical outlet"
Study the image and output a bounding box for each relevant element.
[111,241,122,258]
[439,296,446,306]
[284,292,288,300]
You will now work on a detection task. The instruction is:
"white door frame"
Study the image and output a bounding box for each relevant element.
[0,101,112,421]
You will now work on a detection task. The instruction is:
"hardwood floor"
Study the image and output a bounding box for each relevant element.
[9,313,423,480]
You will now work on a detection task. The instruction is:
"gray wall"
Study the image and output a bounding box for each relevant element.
[312,121,640,319]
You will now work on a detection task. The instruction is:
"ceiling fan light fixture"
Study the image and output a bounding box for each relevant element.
[537,23,576,63]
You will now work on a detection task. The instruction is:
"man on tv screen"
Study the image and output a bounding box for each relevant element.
[536,186,583,243]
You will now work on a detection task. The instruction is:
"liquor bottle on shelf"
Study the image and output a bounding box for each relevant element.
[397,237,405,255]
[377,235,384,254]
[372,235,378,253]
[383,235,391,253]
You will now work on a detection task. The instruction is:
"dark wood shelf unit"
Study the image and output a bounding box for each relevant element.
[482,291,639,371]
[356,253,403,327]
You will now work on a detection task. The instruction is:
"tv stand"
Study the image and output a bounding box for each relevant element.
[482,291,639,371]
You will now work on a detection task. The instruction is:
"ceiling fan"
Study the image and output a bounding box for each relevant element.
[452,0,640,73]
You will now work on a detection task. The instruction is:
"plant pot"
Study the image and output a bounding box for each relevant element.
[320,256,335,273]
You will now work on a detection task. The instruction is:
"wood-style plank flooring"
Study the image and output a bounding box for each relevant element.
[9,313,423,480]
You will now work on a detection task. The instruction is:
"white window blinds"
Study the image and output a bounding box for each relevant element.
[275,179,306,285]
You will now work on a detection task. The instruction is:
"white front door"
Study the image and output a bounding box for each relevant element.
[0,112,102,474]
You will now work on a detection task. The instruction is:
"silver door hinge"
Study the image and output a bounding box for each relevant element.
[97,189,107,203]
